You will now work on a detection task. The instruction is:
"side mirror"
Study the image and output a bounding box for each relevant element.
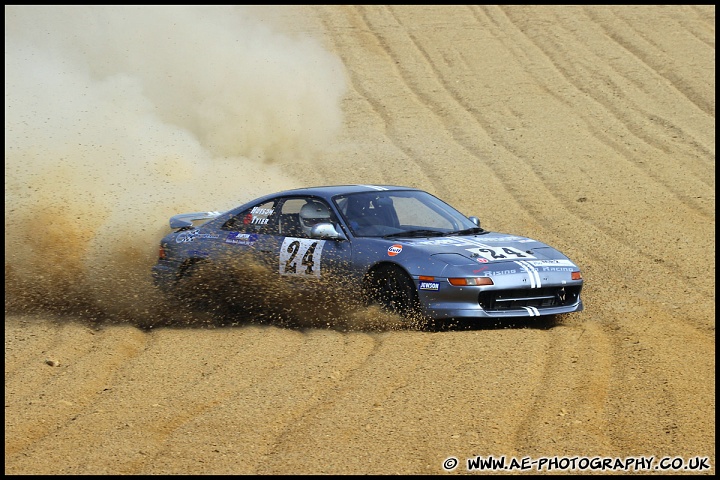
[468,216,481,228]
[311,222,348,241]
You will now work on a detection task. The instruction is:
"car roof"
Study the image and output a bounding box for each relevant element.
[233,185,425,212]
[270,184,420,199]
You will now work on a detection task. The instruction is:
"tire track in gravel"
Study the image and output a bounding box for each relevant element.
[515,311,715,461]
[584,6,714,117]
[605,310,716,460]
[313,5,444,192]
[255,331,436,474]
[580,6,716,184]
[144,328,382,475]
[4,316,75,395]
[512,319,616,456]
[6,326,382,474]
[4,321,148,460]
[486,2,714,171]
[572,213,713,332]
[257,328,571,474]
[357,5,534,209]
[349,5,601,239]
[496,6,715,212]
[497,5,714,151]
[687,5,717,47]
[323,4,551,212]
[500,5,714,194]
[121,326,332,474]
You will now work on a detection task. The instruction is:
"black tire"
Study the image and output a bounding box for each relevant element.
[174,260,214,310]
[173,261,235,324]
[365,264,425,326]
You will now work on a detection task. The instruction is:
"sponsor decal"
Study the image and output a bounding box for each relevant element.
[476,236,525,242]
[225,232,259,246]
[414,236,532,248]
[527,259,576,267]
[387,244,403,256]
[176,230,220,243]
[414,238,464,246]
[482,269,518,276]
[419,281,440,291]
[523,259,577,275]
[414,236,534,245]
[538,266,575,272]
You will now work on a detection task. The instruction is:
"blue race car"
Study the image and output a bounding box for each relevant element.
[152,185,583,327]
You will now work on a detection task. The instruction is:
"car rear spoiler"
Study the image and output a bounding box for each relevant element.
[169,211,223,229]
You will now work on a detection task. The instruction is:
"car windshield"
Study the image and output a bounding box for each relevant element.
[333,190,479,238]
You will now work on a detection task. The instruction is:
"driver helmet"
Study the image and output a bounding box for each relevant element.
[299,201,331,237]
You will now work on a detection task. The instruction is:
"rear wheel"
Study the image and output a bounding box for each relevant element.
[364,264,426,328]
[174,261,214,310]
[171,260,234,325]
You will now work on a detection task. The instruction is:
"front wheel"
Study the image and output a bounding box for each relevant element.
[364,265,427,329]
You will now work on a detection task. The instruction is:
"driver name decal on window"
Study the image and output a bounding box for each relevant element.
[249,206,275,225]
[279,237,325,276]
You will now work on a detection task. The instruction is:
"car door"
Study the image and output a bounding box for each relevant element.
[219,198,283,270]
[273,196,352,283]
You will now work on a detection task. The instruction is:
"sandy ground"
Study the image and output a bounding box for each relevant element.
[4,5,715,475]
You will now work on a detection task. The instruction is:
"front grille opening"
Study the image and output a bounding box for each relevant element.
[478,286,581,311]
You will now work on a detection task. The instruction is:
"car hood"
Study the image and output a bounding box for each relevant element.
[392,232,570,265]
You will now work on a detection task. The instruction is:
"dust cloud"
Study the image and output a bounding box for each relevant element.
[165,254,414,332]
[4,6,347,322]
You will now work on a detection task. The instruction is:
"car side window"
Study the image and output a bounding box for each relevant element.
[277,197,339,238]
[277,198,307,237]
[222,200,279,234]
